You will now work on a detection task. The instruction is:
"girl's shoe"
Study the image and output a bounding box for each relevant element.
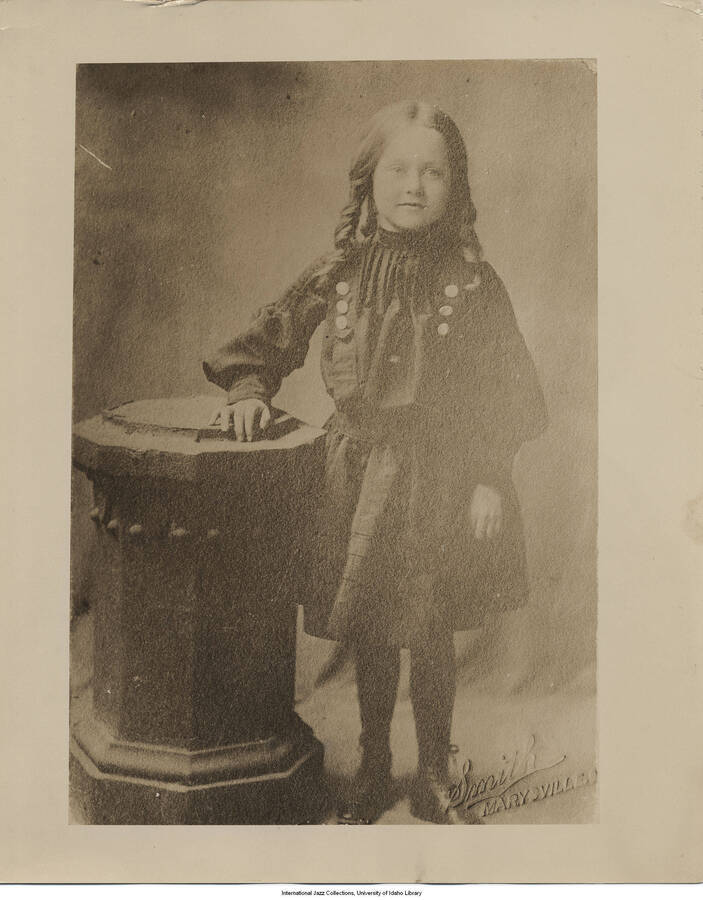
[337,754,394,824]
[410,766,484,825]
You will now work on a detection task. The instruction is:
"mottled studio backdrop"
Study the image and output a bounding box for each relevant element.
[72,62,596,702]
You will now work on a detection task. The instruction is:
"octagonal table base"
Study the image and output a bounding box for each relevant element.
[70,724,325,825]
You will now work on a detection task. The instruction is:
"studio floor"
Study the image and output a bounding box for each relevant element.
[70,607,597,826]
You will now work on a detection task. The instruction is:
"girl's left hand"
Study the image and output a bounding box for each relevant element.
[470,484,503,540]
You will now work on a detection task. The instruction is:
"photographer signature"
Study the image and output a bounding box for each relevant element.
[448,733,566,812]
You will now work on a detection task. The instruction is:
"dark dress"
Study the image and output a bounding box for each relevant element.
[203,226,548,648]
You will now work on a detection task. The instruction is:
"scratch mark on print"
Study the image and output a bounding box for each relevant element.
[78,145,113,171]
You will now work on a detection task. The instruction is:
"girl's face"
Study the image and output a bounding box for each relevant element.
[371,124,451,233]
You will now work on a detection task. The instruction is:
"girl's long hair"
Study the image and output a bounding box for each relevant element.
[313,100,483,289]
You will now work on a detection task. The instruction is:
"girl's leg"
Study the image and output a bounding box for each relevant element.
[337,635,401,823]
[410,626,456,777]
[409,628,480,824]
[354,636,401,764]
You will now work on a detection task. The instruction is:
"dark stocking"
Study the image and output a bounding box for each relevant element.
[409,627,456,777]
[337,637,400,824]
[353,637,401,767]
[409,629,480,823]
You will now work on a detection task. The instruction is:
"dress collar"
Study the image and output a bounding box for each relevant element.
[373,222,460,256]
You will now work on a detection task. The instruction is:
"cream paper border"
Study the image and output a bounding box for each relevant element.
[1,0,702,884]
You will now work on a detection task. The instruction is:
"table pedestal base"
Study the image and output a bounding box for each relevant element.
[70,710,326,825]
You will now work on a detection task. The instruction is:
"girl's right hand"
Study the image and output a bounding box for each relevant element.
[208,399,272,442]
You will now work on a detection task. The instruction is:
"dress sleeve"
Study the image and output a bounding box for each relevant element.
[202,255,330,404]
[468,263,549,488]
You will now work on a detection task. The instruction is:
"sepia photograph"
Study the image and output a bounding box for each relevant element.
[68,60,598,827]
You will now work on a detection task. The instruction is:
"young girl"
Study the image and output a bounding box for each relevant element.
[203,100,548,825]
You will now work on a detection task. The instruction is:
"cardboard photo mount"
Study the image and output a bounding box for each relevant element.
[1,0,702,885]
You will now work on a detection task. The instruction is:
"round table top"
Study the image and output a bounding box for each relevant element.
[72,396,326,481]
